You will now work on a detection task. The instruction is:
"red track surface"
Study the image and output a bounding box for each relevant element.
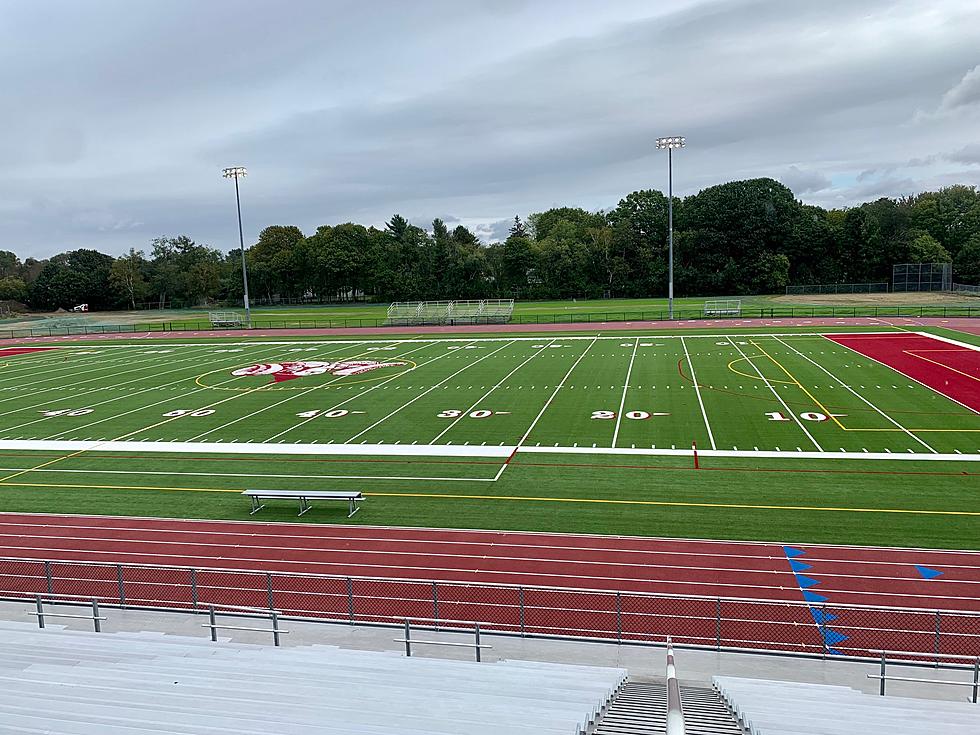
[825,333,980,412]
[1,316,980,345]
[0,513,978,658]
[0,347,54,357]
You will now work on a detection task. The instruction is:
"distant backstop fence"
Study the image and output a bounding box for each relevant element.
[892,263,952,292]
[785,283,889,295]
[2,556,979,664]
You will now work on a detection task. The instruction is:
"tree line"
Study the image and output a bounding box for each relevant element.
[2,178,979,312]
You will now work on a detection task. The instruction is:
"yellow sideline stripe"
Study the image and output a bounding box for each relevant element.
[0,481,976,516]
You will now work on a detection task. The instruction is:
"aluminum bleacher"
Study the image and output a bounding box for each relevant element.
[0,620,625,734]
[386,300,514,326]
[713,676,980,735]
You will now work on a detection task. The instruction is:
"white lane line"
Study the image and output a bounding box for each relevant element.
[4,512,980,555]
[188,340,421,441]
[428,340,551,445]
[515,337,599,448]
[346,340,509,443]
[727,337,822,451]
[612,337,640,448]
[776,336,937,454]
[681,336,716,449]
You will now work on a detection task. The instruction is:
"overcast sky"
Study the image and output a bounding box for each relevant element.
[2,0,979,259]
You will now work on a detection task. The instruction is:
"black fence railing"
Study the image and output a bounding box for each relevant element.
[3,305,980,340]
[2,556,979,663]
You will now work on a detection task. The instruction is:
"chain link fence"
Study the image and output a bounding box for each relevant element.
[3,305,980,339]
[2,556,978,662]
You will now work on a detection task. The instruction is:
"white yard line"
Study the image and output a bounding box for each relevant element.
[187,340,420,441]
[775,336,937,453]
[428,340,551,445]
[0,467,497,483]
[611,337,639,448]
[0,347,212,411]
[37,344,296,440]
[0,345,272,432]
[726,337,823,451]
[515,337,599,447]
[348,340,511,443]
[261,341,462,443]
[681,336,717,450]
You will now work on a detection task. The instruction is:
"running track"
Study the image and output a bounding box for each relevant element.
[0,513,978,659]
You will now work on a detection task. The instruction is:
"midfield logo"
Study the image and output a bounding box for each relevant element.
[232,360,408,383]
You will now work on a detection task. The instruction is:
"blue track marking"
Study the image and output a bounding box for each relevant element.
[915,564,944,580]
[782,545,848,655]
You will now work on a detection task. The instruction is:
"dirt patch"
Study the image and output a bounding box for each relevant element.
[773,292,978,305]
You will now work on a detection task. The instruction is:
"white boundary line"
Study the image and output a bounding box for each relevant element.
[611,337,639,448]
[5,331,903,348]
[728,336,822,451]
[681,336,717,449]
[774,336,937,453]
[1,440,974,461]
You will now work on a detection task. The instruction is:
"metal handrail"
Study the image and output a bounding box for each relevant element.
[665,637,686,735]
[28,594,106,633]
[396,619,491,662]
[871,651,980,702]
[5,554,980,617]
[201,604,287,646]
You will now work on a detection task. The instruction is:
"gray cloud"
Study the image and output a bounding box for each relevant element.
[1,0,980,256]
[780,166,832,195]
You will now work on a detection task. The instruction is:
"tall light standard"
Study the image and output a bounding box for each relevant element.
[655,136,685,319]
[222,166,251,327]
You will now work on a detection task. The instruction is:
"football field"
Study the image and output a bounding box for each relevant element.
[0,329,977,548]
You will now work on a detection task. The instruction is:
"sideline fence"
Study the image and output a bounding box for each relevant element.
[785,283,889,295]
[3,305,980,339]
[1,556,978,663]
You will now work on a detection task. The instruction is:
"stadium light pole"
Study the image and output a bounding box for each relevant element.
[656,136,685,320]
[222,166,251,327]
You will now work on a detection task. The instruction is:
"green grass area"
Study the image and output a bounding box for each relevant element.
[0,329,977,548]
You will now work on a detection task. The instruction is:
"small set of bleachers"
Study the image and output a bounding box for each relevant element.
[0,620,624,734]
[713,676,980,735]
[385,300,514,326]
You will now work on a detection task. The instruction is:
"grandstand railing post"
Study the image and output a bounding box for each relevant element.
[404,620,412,657]
[35,595,45,629]
[44,560,53,598]
[432,582,439,631]
[116,564,125,607]
[92,599,102,633]
[190,568,198,609]
[879,652,887,696]
[972,658,979,704]
[271,609,281,647]
[615,591,622,643]
[715,598,722,651]
[346,577,355,624]
[208,605,217,642]
[475,623,482,662]
[266,573,274,610]
[518,586,525,637]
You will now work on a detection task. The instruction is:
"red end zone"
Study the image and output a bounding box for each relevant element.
[0,347,55,358]
[824,333,980,412]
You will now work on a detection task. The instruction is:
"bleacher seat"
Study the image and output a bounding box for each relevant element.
[0,620,624,734]
[713,676,980,735]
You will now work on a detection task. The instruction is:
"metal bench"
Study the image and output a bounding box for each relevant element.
[242,489,363,517]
